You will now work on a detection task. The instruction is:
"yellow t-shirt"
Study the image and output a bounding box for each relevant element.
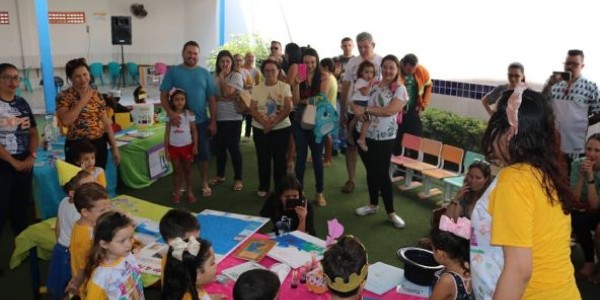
[251,81,292,130]
[69,222,93,276]
[489,163,580,300]
[325,74,338,106]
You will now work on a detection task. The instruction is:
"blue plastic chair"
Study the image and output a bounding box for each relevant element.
[107,62,121,88]
[442,151,486,201]
[126,62,139,85]
[89,62,105,86]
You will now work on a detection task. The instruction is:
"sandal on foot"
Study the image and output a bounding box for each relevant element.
[208,177,225,186]
[187,193,197,203]
[342,180,355,193]
[315,194,327,207]
[232,181,243,191]
[171,193,181,204]
[201,187,212,197]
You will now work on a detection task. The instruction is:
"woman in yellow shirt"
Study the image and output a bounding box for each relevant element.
[478,87,580,299]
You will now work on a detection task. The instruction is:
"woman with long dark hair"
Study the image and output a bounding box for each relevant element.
[471,87,579,299]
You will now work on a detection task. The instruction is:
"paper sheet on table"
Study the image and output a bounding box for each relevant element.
[267,231,326,269]
[365,262,404,295]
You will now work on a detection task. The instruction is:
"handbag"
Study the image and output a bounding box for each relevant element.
[233,90,251,114]
[301,102,317,130]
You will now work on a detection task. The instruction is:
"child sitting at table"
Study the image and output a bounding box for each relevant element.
[66,182,111,297]
[159,208,201,284]
[259,175,316,236]
[321,236,369,300]
[429,215,472,300]
[233,269,281,300]
[82,210,144,299]
[164,88,198,203]
[47,170,94,300]
[134,85,148,104]
[70,140,106,188]
[162,237,225,300]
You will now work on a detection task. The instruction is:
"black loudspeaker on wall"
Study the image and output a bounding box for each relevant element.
[111,16,132,45]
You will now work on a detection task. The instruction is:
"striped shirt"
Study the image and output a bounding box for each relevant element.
[215,72,244,121]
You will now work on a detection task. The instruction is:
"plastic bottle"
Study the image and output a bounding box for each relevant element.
[43,115,54,151]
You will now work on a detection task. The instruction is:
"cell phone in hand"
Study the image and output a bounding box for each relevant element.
[284,197,306,210]
[553,71,572,81]
[297,64,307,82]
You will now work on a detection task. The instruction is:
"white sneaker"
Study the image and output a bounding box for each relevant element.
[355,205,378,216]
[388,213,406,228]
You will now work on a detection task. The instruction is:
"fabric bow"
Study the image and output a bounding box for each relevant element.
[326,219,344,246]
[439,215,471,240]
[169,87,185,97]
[169,236,201,261]
[506,83,527,136]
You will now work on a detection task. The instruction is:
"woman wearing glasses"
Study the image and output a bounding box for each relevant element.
[0,63,39,240]
[481,62,525,116]
[56,58,120,168]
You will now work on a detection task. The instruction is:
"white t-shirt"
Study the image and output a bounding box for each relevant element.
[251,81,292,131]
[352,78,371,102]
[550,76,600,154]
[343,54,383,114]
[470,177,502,300]
[167,110,196,147]
[357,83,408,141]
[57,197,81,247]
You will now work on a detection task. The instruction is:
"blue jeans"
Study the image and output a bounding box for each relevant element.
[292,121,324,193]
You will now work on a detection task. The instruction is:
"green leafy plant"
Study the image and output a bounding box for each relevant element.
[421,108,487,153]
[206,34,270,71]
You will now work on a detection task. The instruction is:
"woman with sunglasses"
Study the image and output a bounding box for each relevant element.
[481,62,525,116]
[0,63,39,241]
[56,58,120,169]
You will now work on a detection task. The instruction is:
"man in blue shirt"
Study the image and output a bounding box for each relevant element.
[160,41,217,197]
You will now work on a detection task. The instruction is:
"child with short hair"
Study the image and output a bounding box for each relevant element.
[162,237,224,300]
[70,139,106,187]
[83,210,144,299]
[66,182,111,296]
[47,170,94,299]
[164,89,198,203]
[321,236,369,300]
[348,61,376,152]
[430,216,472,300]
[233,269,280,300]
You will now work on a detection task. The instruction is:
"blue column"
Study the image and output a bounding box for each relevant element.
[35,0,56,113]
[219,0,225,46]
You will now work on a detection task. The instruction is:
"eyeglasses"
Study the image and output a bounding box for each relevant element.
[507,74,521,78]
[564,61,580,67]
[0,75,21,82]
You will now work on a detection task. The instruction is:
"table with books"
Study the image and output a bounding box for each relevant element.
[32,124,171,220]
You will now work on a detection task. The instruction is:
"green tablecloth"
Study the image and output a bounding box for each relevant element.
[118,125,172,189]
[10,195,170,286]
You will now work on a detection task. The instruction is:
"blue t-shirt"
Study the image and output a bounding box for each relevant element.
[0,96,37,156]
[160,65,216,123]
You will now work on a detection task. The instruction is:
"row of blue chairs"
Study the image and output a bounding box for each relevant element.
[88,62,140,87]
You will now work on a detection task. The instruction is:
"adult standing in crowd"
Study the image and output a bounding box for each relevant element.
[333,37,354,156]
[353,55,408,229]
[291,48,327,207]
[160,41,216,197]
[481,62,526,116]
[242,52,261,141]
[209,50,244,192]
[393,54,432,156]
[269,41,287,71]
[0,63,38,242]
[471,88,580,299]
[340,32,382,193]
[570,133,600,281]
[249,59,292,197]
[56,58,120,168]
[542,49,600,168]
[283,43,303,173]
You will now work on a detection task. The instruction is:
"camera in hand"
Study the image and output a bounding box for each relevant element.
[284,197,306,210]
[553,71,572,81]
